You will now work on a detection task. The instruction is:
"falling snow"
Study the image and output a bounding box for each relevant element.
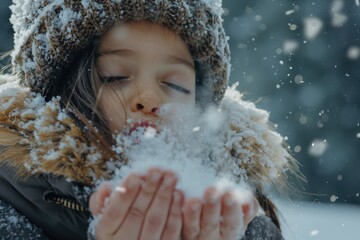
[310,229,320,236]
[304,17,323,40]
[347,46,360,60]
[331,0,348,27]
[308,139,328,157]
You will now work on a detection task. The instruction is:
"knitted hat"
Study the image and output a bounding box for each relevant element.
[10,0,231,102]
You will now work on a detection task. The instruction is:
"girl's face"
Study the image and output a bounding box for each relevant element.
[96,21,196,132]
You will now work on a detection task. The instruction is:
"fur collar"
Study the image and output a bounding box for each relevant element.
[0,75,299,191]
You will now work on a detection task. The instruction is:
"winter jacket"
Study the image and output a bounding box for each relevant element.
[0,75,291,239]
[0,164,90,239]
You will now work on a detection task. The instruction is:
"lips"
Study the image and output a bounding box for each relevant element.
[128,119,157,135]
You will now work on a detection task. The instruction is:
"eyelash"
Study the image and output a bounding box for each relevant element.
[101,76,191,95]
[101,76,128,83]
[162,82,191,95]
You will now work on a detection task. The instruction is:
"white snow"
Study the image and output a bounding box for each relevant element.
[330,195,338,203]
[0,77,27,110]
[10,0,65,62]
[331,0,348,27]
[303,17,323,40]
[110,103,245,199]
[332,0,345,13]
[283,40,299,54]
[203,0,223,12]
[310,229,320,236]
[0,200,46,237]
[294,75,304,85]
[285,9,295,16]
[347,46,360,60]
[308,139,328,157]
[101,85,290,199]
[331,13,348,28]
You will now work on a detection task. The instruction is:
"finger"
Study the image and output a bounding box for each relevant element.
[182,198,202,240]
[243,197,259,226]
[140,172,177,240]
[96,174,141,236]
[89,190,100,215]
[115,168,164,239]
[199,187,221,240]
[161,190,184,240]
[89,182,112,216]
[220,192,244,240]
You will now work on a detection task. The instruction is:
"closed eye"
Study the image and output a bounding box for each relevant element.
[163,82,191,94]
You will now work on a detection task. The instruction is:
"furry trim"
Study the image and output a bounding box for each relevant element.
[0,75,116,185]
[0,75,300,190]
[218,84,300,191]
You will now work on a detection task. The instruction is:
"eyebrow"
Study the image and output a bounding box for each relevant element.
[98,49,195,72]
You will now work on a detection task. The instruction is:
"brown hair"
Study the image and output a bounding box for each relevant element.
[44,38,112,138]
[256,189,281,230]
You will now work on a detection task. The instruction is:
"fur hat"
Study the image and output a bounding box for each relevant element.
[10,0,231,102]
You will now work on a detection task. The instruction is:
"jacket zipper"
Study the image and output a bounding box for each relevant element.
[48,195,87,212]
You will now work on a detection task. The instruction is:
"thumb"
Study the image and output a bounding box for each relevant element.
[89,182,112,216]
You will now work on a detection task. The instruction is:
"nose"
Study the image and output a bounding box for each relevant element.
[130,90,161,115]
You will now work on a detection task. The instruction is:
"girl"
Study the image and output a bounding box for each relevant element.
[0,0,300,239]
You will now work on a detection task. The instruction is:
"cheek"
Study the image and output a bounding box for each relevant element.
[99,88,127,132]
[185,94,196,105]
[165,94,195,108]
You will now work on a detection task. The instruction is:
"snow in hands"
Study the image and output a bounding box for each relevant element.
[107,84,291,199]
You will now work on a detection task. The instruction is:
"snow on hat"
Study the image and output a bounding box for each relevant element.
[10,0,231,102]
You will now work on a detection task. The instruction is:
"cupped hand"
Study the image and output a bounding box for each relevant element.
[182,187,259,240]
[89,168,184,240]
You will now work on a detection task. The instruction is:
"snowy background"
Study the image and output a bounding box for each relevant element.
[0,0,359,239]
[220,0,360,207]
[278,199,360,239]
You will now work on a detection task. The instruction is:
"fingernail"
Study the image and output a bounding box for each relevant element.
[127,177,140,190]
[150,171,162,183]
[191,202,201,212]
[104,183,112,193]
[163,174,176,187]
[225,195,235,207]
[207,191,219,204]
[242,203,250,215]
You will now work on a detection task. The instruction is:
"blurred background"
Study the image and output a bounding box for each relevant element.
[221,0,360,206]
[1,0,359,239]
